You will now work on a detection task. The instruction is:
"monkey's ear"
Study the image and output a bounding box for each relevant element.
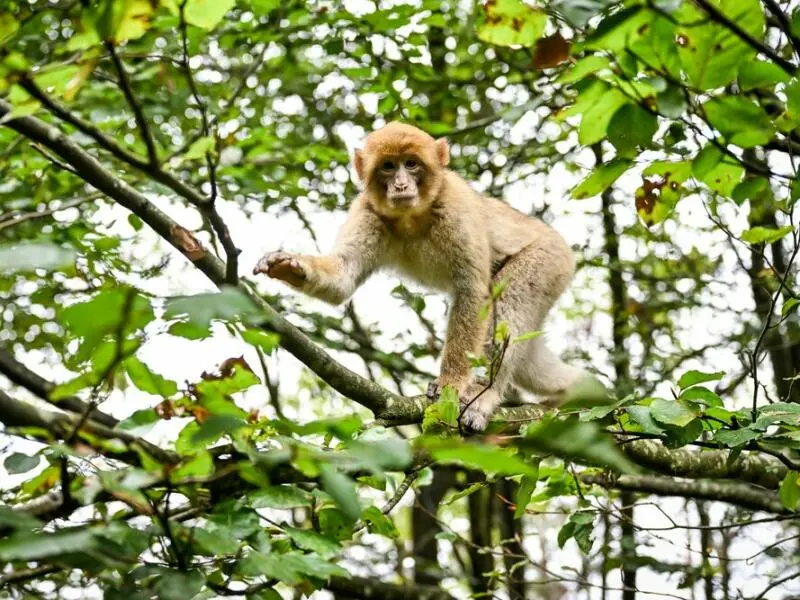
[435,138,450,167]
[353,149,365,181]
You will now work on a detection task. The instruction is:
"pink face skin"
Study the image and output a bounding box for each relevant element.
[377,155,425,208]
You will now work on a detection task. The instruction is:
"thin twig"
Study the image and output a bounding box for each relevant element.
[178,0,239,284]
[692,0,796,74]
[104,41,158,165]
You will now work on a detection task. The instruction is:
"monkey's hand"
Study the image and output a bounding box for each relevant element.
[253,251,307,288]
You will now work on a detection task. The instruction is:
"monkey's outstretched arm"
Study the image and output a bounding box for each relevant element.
[253,200,384,305]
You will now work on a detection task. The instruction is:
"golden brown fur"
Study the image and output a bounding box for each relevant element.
[254,122,588,430]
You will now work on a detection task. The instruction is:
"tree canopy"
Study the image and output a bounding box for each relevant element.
[2,0,800,598]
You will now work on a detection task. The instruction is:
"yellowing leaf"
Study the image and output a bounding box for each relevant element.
[476,0,547,48]
[183,0,236,30]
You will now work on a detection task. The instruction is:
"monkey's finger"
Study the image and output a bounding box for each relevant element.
[267,261,306,286]
[252,256,271,275]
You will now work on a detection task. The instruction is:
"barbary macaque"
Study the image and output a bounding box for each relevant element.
[254,122,590,430]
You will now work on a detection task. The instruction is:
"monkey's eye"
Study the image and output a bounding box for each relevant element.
[405,159,419,169]
[381,160,395,171]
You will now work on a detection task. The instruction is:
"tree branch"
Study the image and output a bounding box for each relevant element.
[0,346,119,428]
[0,388,176,466]
[619,438,787,489]
[761,0,800,56]
[104,40,159,165]
[693,0,796,75]
[582,473,790,514]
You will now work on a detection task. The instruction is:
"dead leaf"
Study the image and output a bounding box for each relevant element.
[169,224,205,261]
[532,33,570,69]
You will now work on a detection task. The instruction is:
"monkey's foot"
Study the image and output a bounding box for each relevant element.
[458,386,499,433]
[459,402,492,432]
[253,251,307,287]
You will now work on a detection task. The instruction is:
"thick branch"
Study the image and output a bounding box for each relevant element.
[0,347,118,428]
[0,388,176,465]
[620,439,787,489]
[582,473,789,514]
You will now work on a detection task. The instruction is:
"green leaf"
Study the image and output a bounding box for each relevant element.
[738,60,790,91]
[649,398,698,427]
[572,158,631,199]
[678,370,724,390]
[0,242,76,273]
[514,465,540,518]
[607,105,657,157]
[190,414,246,447]
[153,570,205,600]
[583,6,650,52]
[285,527,341,559]
[556,55,611,84]
[319,464,361,522]
[512,330,543,343]
[626,405,665,434]
[732,177,770,205]
[476,0,547,47]
[422,386,459,435]
[184,136,215,160]
[249,486,312,510]
[676,0,765,90]
[557,512,595,553]
[783,298,800,316]
[361,505,399,538]
[124,357,178,397]
[0,506,41,531]
[427,440,540,478]
[680,386,723,407]
[779,471,800,510]
[578,88,628,145]
[183,0,236,30]
[4,452,40,475]
[741,226,794,245]
[712,428,761,448]
[240,551,348,584]
[191,522,241,556]
[0,529,98,561]
[0,13,19,45]
[241,329,280,354]
[692,144,723,180]
[703,97,774,148]
[523,417,637,473]
[172,451,214,481]
[165,286,264,328]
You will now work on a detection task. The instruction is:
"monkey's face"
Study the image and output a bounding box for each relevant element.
[377,155,424,209]
[354,122,450,217]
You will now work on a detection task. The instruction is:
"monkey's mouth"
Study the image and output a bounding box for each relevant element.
[388,193,417,204]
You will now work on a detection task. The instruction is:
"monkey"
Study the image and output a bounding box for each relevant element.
[253,122,590,431]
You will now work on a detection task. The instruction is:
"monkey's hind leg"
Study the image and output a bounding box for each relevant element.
[512,336,588,402]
